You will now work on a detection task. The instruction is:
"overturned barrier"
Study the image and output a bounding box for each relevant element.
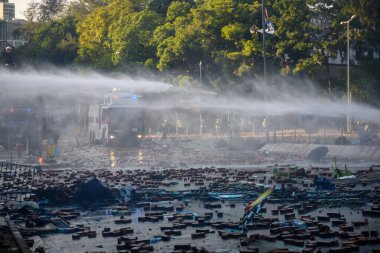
[0,161,40,201]
[259,143,380,160]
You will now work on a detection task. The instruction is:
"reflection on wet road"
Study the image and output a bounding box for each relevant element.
[16,132,380,253]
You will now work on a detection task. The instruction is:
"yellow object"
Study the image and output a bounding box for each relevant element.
[244,187,274,213]
[47,144,56,158]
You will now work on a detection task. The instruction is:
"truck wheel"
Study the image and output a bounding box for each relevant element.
[101,129,108,146]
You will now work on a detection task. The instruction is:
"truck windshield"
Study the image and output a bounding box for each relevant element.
[107,107,144,131]
[4,111,32,124]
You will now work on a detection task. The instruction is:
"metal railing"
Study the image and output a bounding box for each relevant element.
[0,161,39,202]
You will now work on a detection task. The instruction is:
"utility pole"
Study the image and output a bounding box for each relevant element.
[340,15,356,133]
[262,0,269,143]
[262,0,267,87]
[249,0,270,142]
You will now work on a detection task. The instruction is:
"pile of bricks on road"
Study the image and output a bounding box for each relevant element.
[2,163,380,253]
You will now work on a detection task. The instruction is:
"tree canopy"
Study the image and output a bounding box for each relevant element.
[13,0,380,104]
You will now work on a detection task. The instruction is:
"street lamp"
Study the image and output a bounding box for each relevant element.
[261,0,269,143]
[249,0,270,143]
[340,14,356,132]
[261,0,267,87]
[199,61,202,84]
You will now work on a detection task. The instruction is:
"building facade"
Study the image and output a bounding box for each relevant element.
[0,0,15,21]
[0,19,27,51]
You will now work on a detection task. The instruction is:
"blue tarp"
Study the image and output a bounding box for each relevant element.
[314,176,336,191]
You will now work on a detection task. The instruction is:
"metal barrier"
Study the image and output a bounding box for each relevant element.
[0,161,39,202]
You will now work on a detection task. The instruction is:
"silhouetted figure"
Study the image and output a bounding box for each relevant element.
[2,46,15,68]
[16,143,24,157]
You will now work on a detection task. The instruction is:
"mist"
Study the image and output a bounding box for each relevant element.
[0,68,172,101]
[1,67,379,125]
[143,77,380,124]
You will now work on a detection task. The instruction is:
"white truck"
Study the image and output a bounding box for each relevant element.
[88,92,144,145]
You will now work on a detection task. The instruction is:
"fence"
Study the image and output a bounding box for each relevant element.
[0,161,39,202]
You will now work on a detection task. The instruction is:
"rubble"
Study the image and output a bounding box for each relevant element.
[1,134,380,253]
[307,147,329,162]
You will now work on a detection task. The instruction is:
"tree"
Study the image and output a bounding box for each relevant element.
[25,0,67,22]
[154,0,262,87]
[272,0,346,92]
[146,0,175,15]
[39,0,67,21]
[76,0,159,69]
[66,0,110,22]
[24,1,39,22]
[12,0,380,102]
[166,1,193,22]
[109,10,163,67]
[18,16,78,65]
[153,1,196,71]
[338,0,380,106]
[76,6,114,68]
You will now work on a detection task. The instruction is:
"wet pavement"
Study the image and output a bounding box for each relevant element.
[1,129,380,253]
[32,198,380,253]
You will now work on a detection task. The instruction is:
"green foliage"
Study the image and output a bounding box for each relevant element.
[273,0,345,83]
[332,156,352,178]
[66,0,109,22]
[337,0,380,106]
[221,23,247,41]
[109,10,163,66]
[153,0,262,86]
[76,6,113,68]
[166,1,194,22]
[12,0,379,101]
[25,0,67,22]
[174,75,198,87]
[18,16,78,65]
[146,0,174,15]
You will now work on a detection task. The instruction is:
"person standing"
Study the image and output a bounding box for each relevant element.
[15,142,23,157]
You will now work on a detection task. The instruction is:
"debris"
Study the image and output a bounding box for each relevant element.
[313,176,336,191]
[307,147,328,161]
[5,201,39,210]
[334,136,350,145]
[75,178,113,204]
[337,175,356,180]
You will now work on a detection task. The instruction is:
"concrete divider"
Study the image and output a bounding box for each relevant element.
[3,217,32,253]
[259,143,380,160]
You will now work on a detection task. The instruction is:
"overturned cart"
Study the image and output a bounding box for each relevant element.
[0,161,40,201]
